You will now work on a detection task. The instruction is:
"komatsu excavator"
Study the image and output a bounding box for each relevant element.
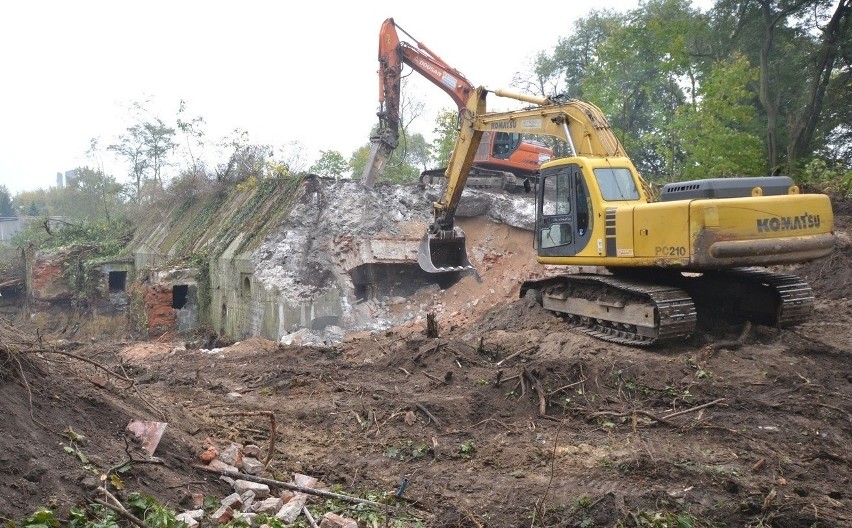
[361,18,552,190]
[420,86,836,346]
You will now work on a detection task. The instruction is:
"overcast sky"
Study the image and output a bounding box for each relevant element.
[0,1,702,195]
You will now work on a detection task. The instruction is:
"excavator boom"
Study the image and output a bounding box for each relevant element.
[362,18,474,187]
[363,18,552,188]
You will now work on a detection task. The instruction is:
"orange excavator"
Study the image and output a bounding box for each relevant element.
[361,18,553,190]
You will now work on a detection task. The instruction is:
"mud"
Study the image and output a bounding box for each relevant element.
[0,196,850,526]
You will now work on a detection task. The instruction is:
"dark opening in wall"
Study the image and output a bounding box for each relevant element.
[172,285,189,309]
[108,271,127,292]
[349,263,463,302]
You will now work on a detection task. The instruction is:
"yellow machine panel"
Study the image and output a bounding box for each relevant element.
[631,201,692,262]
[688,194,835,267]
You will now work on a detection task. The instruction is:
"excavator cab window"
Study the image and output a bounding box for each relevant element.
[492,132,522,159]
[595,167,640,201]
[539,169,573,249]
[537,165,593,256]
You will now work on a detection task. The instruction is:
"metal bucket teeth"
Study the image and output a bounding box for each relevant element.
[417,229,474,274]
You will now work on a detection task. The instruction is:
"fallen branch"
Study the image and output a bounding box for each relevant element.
[303,506,320,528]
[423,371,448,385]
[546,378,588,397]
[497,372,521,387]
[661,398,725,420]
[496,346,535,367]
[523,368,548,417]
[21,347,134,384]
[588,398,726,427]
[211,411,276,467]
[588,409,673,427]
[95,487,147,528]
[413,402,444,429]
[192,465,384,508]
[93,499,147,528]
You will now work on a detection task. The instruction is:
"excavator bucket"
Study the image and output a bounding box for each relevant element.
[417,228,474,273]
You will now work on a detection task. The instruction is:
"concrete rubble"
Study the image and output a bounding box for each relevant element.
[251,179,536,344]
[188,439,360,526]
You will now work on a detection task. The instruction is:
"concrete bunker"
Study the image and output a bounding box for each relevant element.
[349,262,462,302]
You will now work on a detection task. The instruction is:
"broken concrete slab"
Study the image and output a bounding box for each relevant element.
[234,479,269,499]
[125,420,167,455]
[275,473,318,522]
[319,512,358,528]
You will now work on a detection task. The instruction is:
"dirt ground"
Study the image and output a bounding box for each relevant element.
[1,199,850,527]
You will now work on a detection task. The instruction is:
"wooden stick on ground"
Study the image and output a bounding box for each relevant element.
[496,346,536,367]
[661,398,725,420]
[192,465,383,508]
[423,371,448,385]
[523,369,548,416]
[302,506,320,528]
[413,402,444,429]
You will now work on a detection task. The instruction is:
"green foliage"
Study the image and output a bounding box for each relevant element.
[458,441,476,458]
[109,101,177,203]
[318,486,425,528]
[21,509,60,528]
[430,110,458,168]
[349,144,371,180]
[310,150,350,179]
[531,0,850,181]
[126,493,182,528]
[13,216,132,256]
[385,439,432,461]
[671,55,765,180]
[800,158,852,197]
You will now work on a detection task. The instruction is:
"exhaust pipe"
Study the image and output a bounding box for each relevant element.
[417,227,474,273]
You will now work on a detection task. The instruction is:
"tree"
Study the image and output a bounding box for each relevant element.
[176,99,207,177]
[716,0,851,172]
[108,101,177,203]
[672,54,765,179]
[349,144,371,181]
[430,110,459,168]
[142,118,176,185]
[531,1,708,179]
[310,150,350,179]
[108,123,149,203]
[67,167,126,224]
[0,185,14,217]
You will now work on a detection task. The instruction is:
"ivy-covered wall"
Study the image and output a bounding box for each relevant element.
[128,175,307,339]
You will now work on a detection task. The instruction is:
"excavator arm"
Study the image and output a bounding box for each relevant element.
[362,18,475,187]
[420,87,640,272]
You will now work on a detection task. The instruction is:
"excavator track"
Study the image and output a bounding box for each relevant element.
[525,268,816,347]
[531,275,697,347]
[678,267,815,329]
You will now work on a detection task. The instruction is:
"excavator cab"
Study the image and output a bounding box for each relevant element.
[536,163,595,257]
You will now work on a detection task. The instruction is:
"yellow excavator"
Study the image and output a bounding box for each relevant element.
[420,86,835,345]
